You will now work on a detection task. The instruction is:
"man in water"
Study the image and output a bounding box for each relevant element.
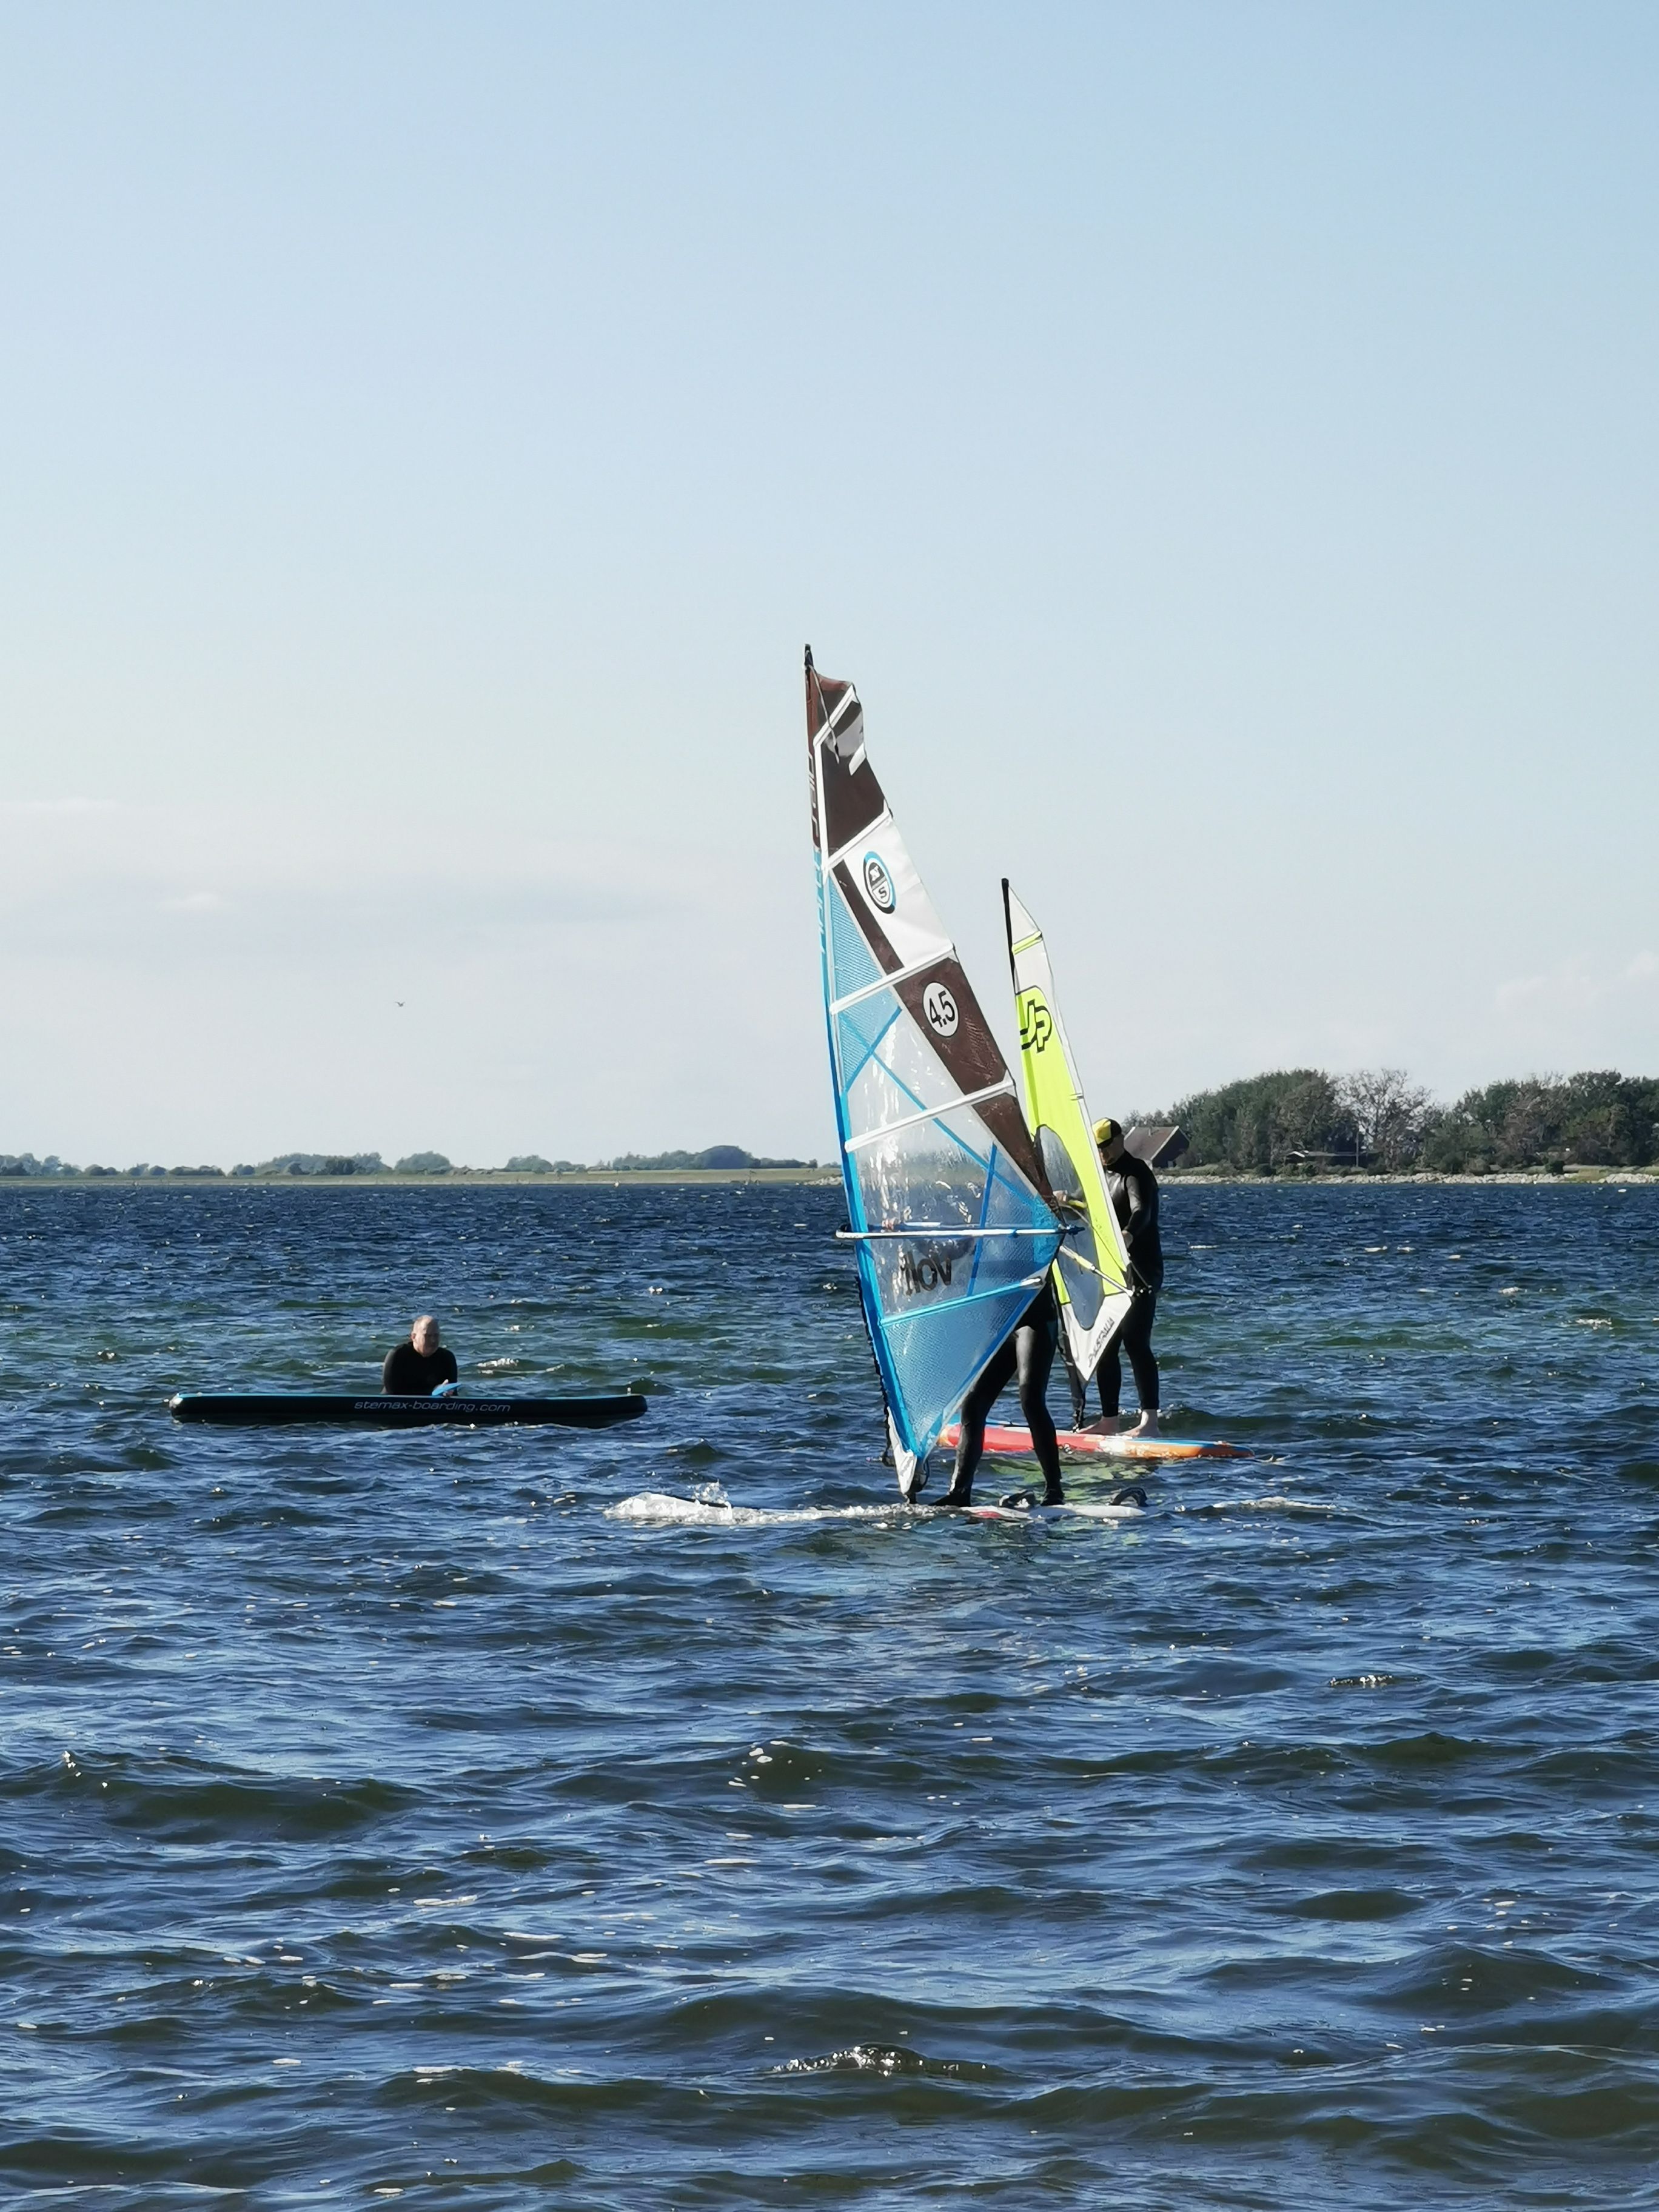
[382,1313,459,1396]
[1093,1118,1162,1436]
[938,1279,1066,1509]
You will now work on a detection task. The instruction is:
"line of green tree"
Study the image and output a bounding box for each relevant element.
[1150,1068,1659,1174]
[0,1144,814,1179]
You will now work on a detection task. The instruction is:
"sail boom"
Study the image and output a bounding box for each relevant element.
[836,1225,1060,1241]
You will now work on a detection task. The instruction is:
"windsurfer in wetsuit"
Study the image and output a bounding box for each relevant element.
[1092,1118,1162,1436]
[382,1313,459,1396]
[937,1278,1066,1508]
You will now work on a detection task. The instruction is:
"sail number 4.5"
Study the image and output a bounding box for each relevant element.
[922,981,959,1037]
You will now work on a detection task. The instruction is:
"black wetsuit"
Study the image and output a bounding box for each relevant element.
[1098,1153,1162,1419]
[944,1282,1064,1504]
[382,1341,458,1395]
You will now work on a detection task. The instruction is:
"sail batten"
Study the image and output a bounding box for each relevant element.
[830,950,954,1015]
[808,655,1062,1492]
[843,1079,1019,1153]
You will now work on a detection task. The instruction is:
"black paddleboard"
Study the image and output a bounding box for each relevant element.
[168,1393,646,1430]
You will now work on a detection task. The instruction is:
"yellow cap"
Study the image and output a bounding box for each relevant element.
[1093,1117,1121,1146]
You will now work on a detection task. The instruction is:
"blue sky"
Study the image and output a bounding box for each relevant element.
[2,2,1656,1164]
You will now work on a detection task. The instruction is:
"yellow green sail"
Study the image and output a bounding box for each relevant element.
[1003,880,1134,1381]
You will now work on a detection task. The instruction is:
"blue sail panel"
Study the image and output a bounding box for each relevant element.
[834,990,908,1107]
[879,1277,1051,1456]
[848,1102,1061,1458]
[826,879,886,1004]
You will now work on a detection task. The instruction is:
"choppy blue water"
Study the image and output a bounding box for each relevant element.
[3,1181,1658,2209]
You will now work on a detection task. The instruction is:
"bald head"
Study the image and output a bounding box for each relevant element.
[411,1314,441,1356]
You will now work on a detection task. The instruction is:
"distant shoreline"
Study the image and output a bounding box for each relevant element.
[0,1167,843,1190]
[3,1165,1654,1191]
[1167,1167,1659,1185]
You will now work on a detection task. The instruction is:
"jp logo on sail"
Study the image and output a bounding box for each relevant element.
[1020,999,1054,1052]
[922,982,959,1037]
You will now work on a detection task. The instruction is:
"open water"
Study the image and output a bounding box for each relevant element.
[2,1180,1657,2209]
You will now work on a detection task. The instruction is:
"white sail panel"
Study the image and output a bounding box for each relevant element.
[826,824,954,982]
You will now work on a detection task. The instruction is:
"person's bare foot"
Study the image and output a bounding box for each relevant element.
[1130,1412,1161,1439]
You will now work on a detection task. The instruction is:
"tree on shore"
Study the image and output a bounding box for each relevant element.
[1335,1068,1438,1171]
[1421,1072,1659,1171]
[1158,1067,1658,1172]
[600,1145,806,1171]
[1167,1070,1356,1171]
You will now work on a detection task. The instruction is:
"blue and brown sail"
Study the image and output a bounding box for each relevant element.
[805,649,1061,1495]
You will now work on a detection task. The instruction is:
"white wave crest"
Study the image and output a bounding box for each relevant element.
[607,1490,908,1528]
[1182,1493,1332,1515]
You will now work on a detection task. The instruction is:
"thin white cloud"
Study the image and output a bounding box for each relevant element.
[0,797,119,817]
[1494,955,1659,1016]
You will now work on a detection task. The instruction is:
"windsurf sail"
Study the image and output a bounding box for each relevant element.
[806,649,1062,1496]
[1003,880,1135,1384]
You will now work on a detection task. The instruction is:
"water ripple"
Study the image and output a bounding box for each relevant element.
[2,1180,1657,2206]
